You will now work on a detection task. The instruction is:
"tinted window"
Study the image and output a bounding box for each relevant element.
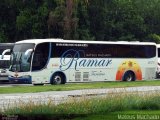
[32,43,50,71]
[158,48,160,57]
[51,43,156,58]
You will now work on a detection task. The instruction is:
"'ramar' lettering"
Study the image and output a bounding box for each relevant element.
[59,49,112,71]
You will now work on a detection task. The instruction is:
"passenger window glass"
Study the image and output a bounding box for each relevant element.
[32,43,50,71]
[158,48,160,57]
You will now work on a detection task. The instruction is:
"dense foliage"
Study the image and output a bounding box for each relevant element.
[1,0,160,43]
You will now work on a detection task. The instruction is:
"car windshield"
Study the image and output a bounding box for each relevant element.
[9,43,35,72]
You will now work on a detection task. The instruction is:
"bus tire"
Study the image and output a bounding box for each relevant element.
[123,71,135,81]
[33,84,44,86]
[51,72,66,85]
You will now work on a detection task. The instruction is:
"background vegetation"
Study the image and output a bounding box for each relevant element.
[1,0,160,43]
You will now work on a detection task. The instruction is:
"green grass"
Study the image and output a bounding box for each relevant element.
[3,92,160,119]
[74,110,160,120]
[0,80,160,94]
[5,111,160,120]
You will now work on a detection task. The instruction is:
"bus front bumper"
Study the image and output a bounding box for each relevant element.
[8,75,32,84]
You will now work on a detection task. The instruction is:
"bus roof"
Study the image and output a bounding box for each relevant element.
[15,39,156,46]
[157,44,160,48]
[0,43,14,46]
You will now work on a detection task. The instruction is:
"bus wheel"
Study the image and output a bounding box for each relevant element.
[51,73,65,85]
[123,71,135,81]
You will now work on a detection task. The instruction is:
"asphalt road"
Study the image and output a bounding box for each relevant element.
[0,86,160,111]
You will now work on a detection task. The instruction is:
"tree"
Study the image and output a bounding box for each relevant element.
[1,0,160,43]
[88,0,107,40]
[47,1,65,38]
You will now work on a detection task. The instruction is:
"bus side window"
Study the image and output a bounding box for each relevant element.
[32,43,50,71]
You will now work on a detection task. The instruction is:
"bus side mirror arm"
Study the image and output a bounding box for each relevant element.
[1,49,11,59]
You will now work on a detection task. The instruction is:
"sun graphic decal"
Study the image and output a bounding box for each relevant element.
[116,59,142,81]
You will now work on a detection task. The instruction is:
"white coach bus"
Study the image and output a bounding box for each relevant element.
[7,39,157,84]
[0,43,14,82]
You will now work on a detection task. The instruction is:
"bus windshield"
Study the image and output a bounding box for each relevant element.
[9,43,35,72]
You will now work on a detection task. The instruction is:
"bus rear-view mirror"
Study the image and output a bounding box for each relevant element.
[1,49,11,59]
[24,49,33,59]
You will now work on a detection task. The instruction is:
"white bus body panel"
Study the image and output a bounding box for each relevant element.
[30,58,156,84]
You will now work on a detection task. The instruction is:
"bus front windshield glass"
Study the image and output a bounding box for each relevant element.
[9,43,35,72]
